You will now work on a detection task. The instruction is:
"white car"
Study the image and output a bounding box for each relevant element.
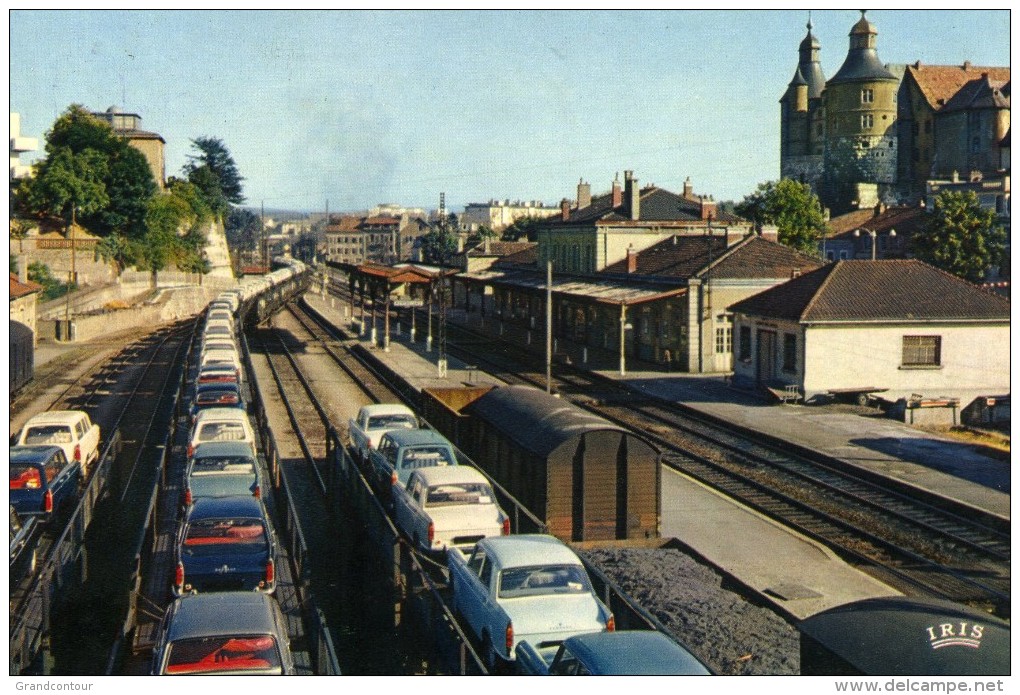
[188,408,258,458]
[347,403,418,464]
[393,466,509,556]
[16,410,101,474]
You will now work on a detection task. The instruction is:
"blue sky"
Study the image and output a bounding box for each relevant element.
[9,9,1012,214]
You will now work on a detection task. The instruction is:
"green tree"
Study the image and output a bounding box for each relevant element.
[95,145,157,239]
[28,261,76,301]
[420,216,458,265]
[142,193,195,285]
[735,179,827,254]
[94,233,140,277]
[184,137,245,216]
[225,207,262,251]
[910,190,1005,282]
[501,215,546,242]
[27,147,110,225]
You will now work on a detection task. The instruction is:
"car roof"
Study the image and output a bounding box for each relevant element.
[165,592,280,642]
[22,410,86,425]
[562,631,711,675]
[479,534,581,568]
[193,441,256,457]
[196,381,240,392]
[194,408,250,422]
[413,465,489,486]
[383,429,452,446]
[359,403,415,417]
[188,495,265,520]
[10,445,64,462]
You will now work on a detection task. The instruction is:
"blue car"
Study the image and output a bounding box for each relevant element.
[183,441,261,507]
[9,446,83,520]
[173,495,276,596]
[516,630,712,675]
[366,428,458,499]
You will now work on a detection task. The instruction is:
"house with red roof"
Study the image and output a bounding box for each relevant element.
[728,259,1010,408]
[10,272,43,343]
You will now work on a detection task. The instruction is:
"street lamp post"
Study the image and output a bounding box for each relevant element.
[854,227,896,261]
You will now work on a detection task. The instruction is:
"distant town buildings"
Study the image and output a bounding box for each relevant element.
[460,198,559,233]
[780,11,1010,215]
[9,112,38,181]
[92,106,167,190]
[324,214,430,265]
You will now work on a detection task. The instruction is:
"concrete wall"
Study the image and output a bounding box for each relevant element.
[802,322,1010,400]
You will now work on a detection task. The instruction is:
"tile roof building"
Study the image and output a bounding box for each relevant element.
[781,12,1010,215]
[92,106,166,190]
[9,272,43,343]
[728,259,1010,403]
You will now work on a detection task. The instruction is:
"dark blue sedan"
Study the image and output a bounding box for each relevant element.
[173,495,276,596]
[516,630,712,675]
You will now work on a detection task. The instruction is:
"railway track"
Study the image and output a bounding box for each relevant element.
[413,306,1012,618]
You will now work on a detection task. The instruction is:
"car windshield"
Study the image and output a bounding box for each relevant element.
[183,518,266,555]
[10,465,42,490]
[400,446,454,469]
[197,391,239,405]
[498,564,593,598]
[165,634,282,675]
[192,456,255,474]
[23,425,73,444]
[197,422,248,443]
[367,414,416,430]
[425,482,494,507]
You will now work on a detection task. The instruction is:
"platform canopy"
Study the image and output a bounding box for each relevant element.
[458,268,686,306]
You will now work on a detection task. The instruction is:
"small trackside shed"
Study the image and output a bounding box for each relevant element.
[799,597,1010,676]
[452,385,660,542]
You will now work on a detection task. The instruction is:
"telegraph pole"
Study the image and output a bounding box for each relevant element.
[546,261,553,393]
[437,192,448,377]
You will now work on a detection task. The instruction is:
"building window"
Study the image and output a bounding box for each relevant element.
[715,327,732,355]
[782,333,797,372]
[738,326,751,361]
[861,114,874,129]
[902,335,941,367]
[861,88,874,103]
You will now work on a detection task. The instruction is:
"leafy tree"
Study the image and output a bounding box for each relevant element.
[501,215,545,242]
[419,217,458,265]
[27,147,110,225]
[184,137,244,216]
[142,193,195,285]
[910,190,1005,282]
[94,233,141,277]
[95,145,157,239]
[735,179,827,254]
[28,261,76,301]
[225,207,262,250]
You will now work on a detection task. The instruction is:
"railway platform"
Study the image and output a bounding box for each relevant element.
[303,294,909,620]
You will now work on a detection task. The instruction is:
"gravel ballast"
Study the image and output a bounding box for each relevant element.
[582,546,801,675]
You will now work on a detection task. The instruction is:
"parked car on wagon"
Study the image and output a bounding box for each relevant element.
[447,534,614,672]
[9,446,83,520]
[515,630,711,675]
[392,465,509,557]
[151,592,295,675]
[366,428,458,500]
[196,364,242,388]
[173,495,276,596]
[347,403,418,464]
[188,408,257,458]
[183,441,261,507]
[16,410,101,474]
[190,383,245,423]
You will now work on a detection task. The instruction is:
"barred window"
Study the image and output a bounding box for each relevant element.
[738,326,752,361]
[902,336,941,366]
[715,327,732,354]
[783,333,797,372]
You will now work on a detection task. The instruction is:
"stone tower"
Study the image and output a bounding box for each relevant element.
[821,11,900,213]
[780,17,827,193]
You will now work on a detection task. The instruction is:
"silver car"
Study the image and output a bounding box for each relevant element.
[151,592,295,675]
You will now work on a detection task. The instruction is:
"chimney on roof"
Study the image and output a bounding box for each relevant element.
[683,177,693,198]
[626,244,637,274]
[760,225,779,242]
[624,170,640,221]
[576,179,591,210]
[484,236,491,254]
[700,195,716,221]
[873,202,886,217]
[611,174,622,208]
[914,60,921,68]
[560,198,571,221]
[963,60,972,71]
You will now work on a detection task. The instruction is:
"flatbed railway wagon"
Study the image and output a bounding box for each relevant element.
[421,384,660,542]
